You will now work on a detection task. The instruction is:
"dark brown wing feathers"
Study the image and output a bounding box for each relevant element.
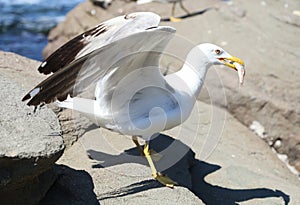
[38,24,107,75]
[25,59,85,106]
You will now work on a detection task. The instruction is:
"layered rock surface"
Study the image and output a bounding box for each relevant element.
[43,0,300,173]
[55,99,300,204]
[1,0,300,204]
[0,51,64,205]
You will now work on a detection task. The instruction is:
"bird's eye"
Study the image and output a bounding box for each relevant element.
[215,49,222,55]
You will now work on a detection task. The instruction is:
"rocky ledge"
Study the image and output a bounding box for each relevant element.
[0,51,64,205]
[1,42,300,205]
[43,0,300,174]
[1,0,300,204]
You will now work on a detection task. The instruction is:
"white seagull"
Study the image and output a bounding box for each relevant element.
[22,12,245,188]
[137,0,190,22]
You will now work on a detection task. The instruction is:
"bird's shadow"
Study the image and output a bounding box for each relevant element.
[161,7,216,22]
[88,134,290,204]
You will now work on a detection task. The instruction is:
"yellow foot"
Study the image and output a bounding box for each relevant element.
[170,16,182,22]
[153,172,178,188]
[149,149,162,162]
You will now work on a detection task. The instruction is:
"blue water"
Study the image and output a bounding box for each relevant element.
[0,0,84,61]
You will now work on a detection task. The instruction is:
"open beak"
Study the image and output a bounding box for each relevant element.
[218,56,244,71]
[218,55,246,85]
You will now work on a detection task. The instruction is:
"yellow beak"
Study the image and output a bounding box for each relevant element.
[219,56,245,70]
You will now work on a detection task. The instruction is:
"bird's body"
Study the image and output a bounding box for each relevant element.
[23,12,245,187]
[59,46,209,138]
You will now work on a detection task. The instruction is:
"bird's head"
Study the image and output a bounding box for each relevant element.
[198,43,245,84]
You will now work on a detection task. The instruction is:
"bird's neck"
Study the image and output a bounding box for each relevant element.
[174,47,210,98]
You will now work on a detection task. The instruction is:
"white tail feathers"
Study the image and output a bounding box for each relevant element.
[137,0,153,4]
[56,96,99,124]
[55,96,74,109]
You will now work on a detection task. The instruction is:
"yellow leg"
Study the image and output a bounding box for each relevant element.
[170,2,182,22]
[144,142,178,188]
[132,136,144,156]
[132,136,162,161]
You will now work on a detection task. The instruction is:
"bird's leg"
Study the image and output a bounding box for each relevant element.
[179,0,190,15]
[132,135,144,156]
[170,2,182,22]
[132,136,162,161]
[144,142,178,188]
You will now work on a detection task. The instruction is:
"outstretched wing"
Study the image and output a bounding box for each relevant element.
[22,12,176,107]
[38,12,161,75]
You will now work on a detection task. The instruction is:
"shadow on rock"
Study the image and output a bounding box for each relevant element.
[88,134,290,204]
[40,165,99,205]
[89,133,195,188]
[161,7,216,22]
[98,179,161,201]
[191,161,290,205]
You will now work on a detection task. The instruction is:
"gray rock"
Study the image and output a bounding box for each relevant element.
[40,165,99,205]
[54,123,204,204]
[0,52,64,205]
[42,0,300,174]
[57,101,300,204]
[27,0,300,203]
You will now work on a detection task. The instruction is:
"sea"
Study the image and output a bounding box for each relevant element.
[0,0,84,61]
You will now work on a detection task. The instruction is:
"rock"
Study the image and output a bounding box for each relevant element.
[202,0,300,174]
[0,51,64,205]
[56,101,300,204]
[226,4,247,18]
[42,1,115,59]
[57,129,205,204]
[90,0,113,9]
[43,0,300,173]
[7,50,297,204]
[272,11,300,27]
[40,165,99,205]
[34,0,300,203]
[249,121,266,139]
[55,109,99,148]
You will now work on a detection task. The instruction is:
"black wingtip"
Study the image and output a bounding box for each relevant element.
[22,93,31,102]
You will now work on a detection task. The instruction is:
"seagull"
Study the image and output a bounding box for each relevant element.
[137,0,190,22]
[22,12,245,188]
